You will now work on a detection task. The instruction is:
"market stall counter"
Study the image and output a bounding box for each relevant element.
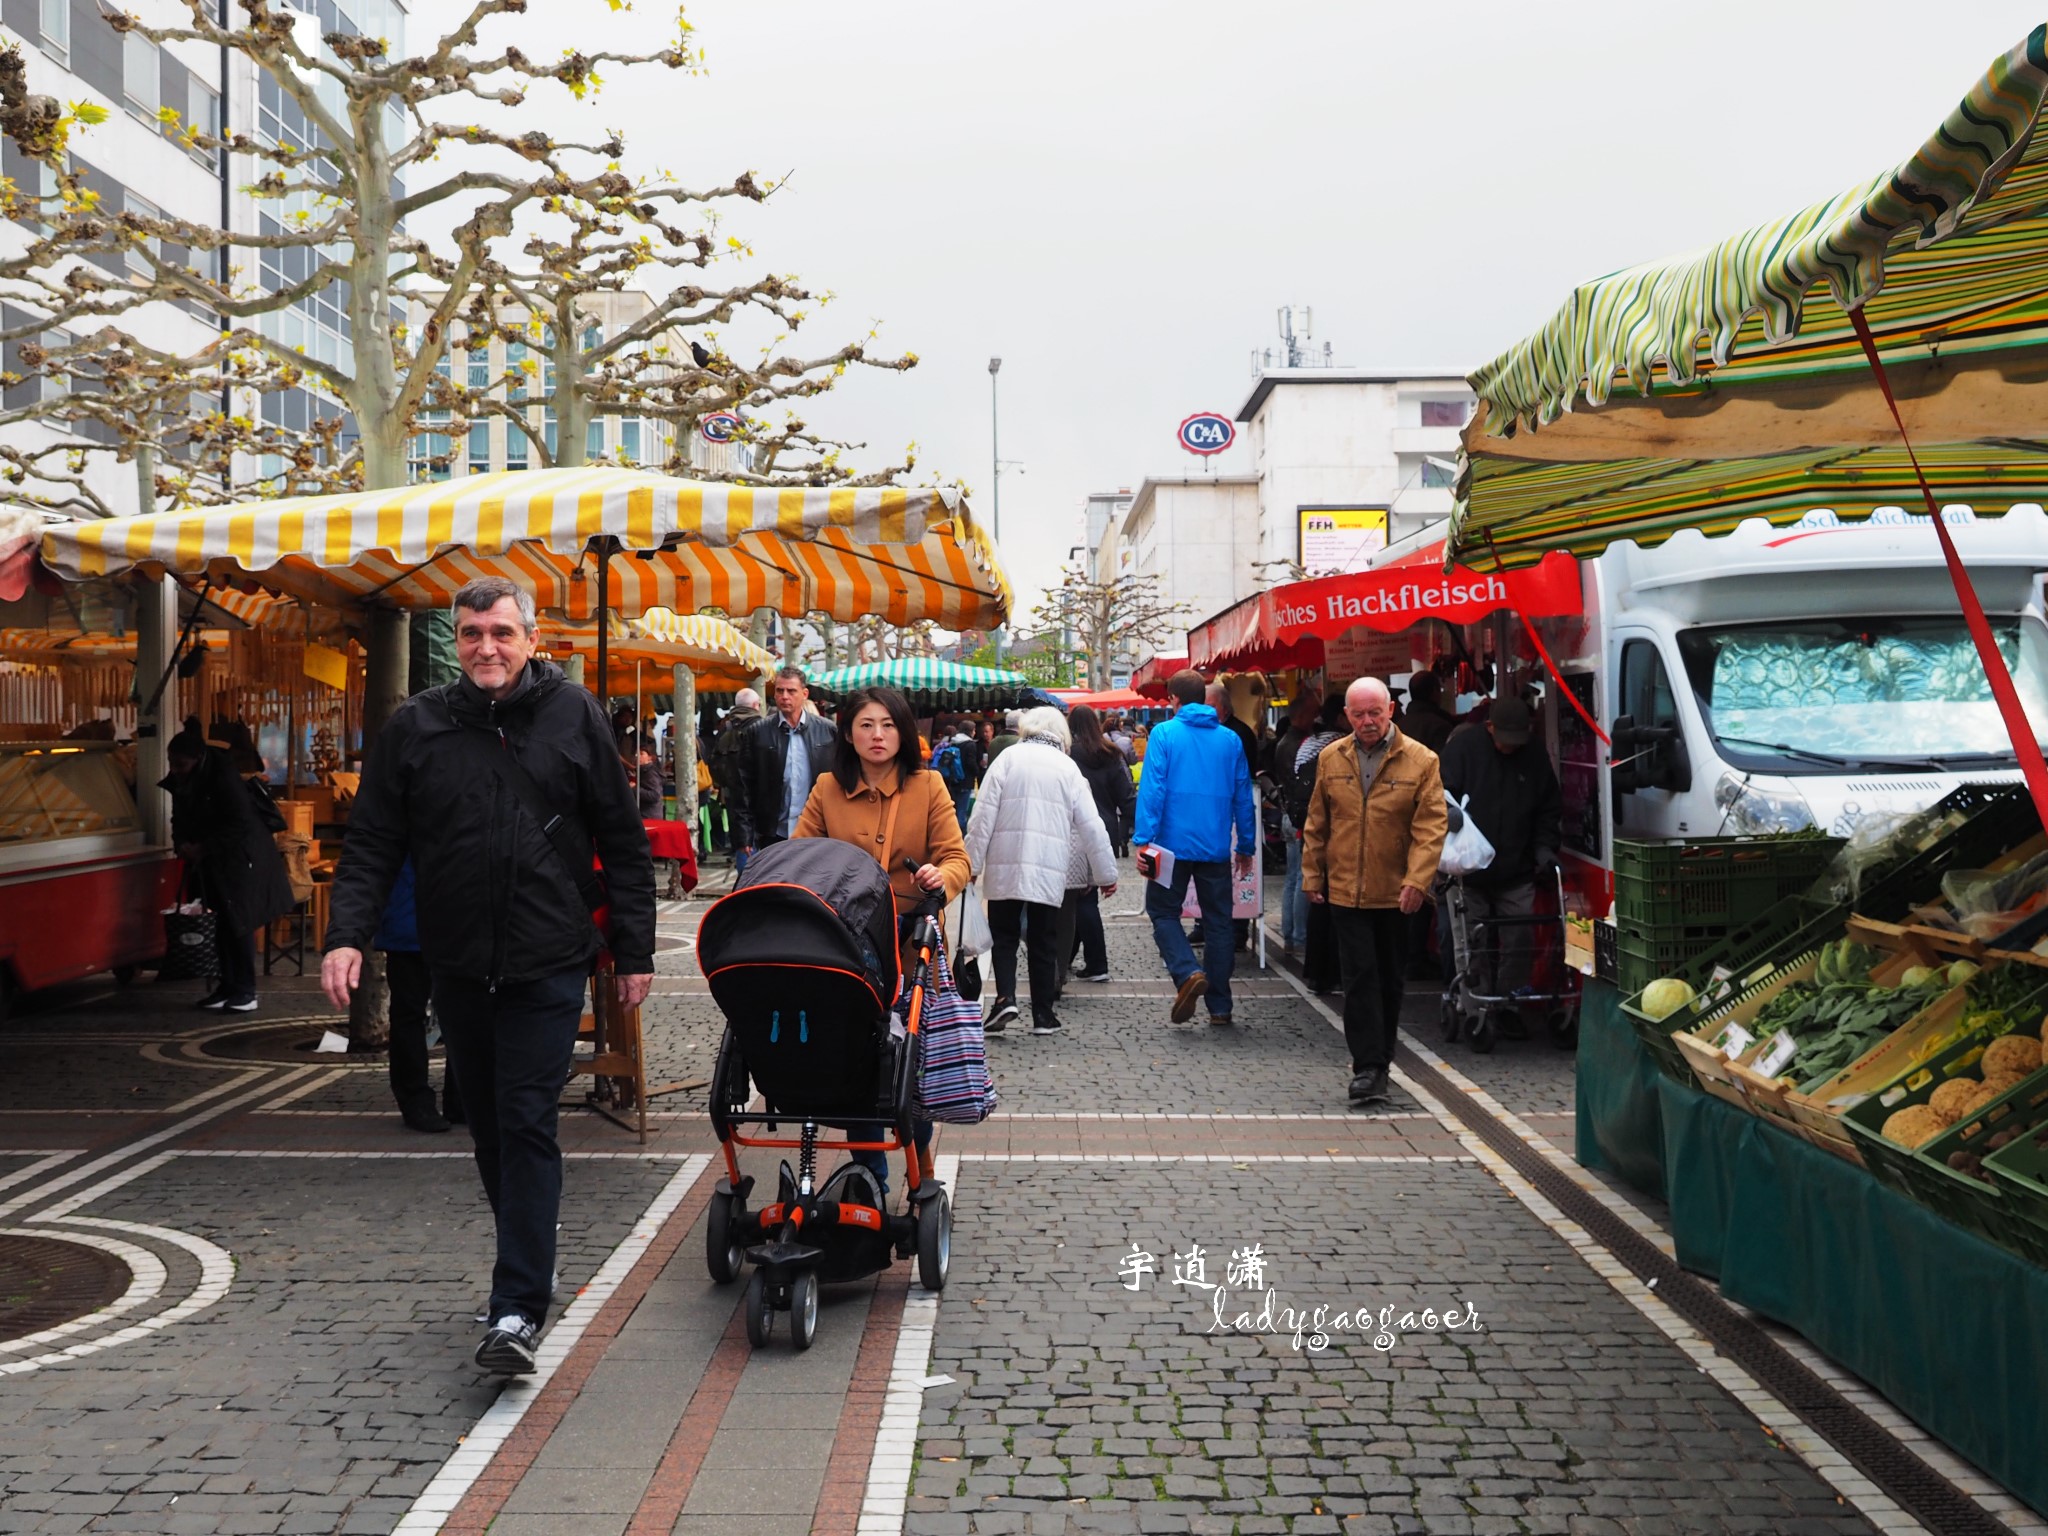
[1578,990,2048,1519]
[0,740,179,1013]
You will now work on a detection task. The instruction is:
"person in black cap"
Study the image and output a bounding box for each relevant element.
[1438,696,1561,1040]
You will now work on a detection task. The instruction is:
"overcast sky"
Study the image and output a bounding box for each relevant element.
[416,0,2044,616]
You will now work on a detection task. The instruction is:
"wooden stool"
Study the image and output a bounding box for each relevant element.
[572,962,647,1143]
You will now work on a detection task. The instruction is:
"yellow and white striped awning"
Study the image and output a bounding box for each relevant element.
[35,467,1011,629]
[535,609,775,692]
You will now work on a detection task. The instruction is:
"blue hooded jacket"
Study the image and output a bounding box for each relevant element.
[372,859,420,953]
[1131,704,1257,863]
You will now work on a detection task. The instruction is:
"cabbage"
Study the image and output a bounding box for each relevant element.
[1946,960,1980,987]
[1900,965,1939,988]
[1641,978,1696,1021]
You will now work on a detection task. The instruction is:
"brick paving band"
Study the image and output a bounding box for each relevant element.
[433,1156,723,1535]
[620,1297,751,1534]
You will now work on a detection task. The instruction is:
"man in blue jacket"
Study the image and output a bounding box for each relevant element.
[1132,669,1258,1024]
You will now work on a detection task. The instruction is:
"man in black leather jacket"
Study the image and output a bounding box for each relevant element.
[321,576,654,1376]
[731,665,836,857]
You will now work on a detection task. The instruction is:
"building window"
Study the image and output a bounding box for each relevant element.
[543,409,556,460]
[122,29,157,119]
[37,0,66,60]
[620,419,641,464]
[1419,459,1456,490]
[587,420,604,460]
[467,422,490,474]
[1419,399,1469,428]
[505,339,527,401]
[467,345,489,392]
[505,420,528,471]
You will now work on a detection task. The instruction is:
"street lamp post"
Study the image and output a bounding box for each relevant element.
[989,356,1004,660]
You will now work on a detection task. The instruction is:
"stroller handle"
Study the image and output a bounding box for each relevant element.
[901,858,947,922]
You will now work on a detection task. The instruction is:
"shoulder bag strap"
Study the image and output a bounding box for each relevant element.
[459,726,608,913]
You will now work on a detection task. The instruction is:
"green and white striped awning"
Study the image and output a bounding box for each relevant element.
[1451,26,2048,566]
[809,658,1041,712]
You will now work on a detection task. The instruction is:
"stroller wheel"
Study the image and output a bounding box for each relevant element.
[789,1270,819,1351]
[1438,993,1462,1043]
[744,1269,773,1348]
[1469,1012,1497,1055]
[916,1187,952,1292]
[706,1191,744,1285]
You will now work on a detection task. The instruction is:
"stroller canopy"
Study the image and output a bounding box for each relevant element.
[697,838,901,1013]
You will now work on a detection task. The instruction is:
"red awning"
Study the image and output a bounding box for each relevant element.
[1187,548,1581,672]
[1129,654,1189,698]
[1066,686,1152,710]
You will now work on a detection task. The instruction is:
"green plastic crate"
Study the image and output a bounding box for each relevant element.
[1613,836,1844,928]
[1839,1029,2004,1201]
[1983,1091,2048,1265]
[1899,1064,2048,1252]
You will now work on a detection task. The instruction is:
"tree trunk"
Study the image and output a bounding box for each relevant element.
[672,664,698,828]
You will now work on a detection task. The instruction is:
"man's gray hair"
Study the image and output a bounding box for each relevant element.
[1019,705,1071,751]
[452,576,536,634]
[773,665,808,688]
[734,687,762,711]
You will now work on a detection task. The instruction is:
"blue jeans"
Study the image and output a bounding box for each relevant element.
[431,966,588,1328]
[1280,817,1307,948]
[1146,858,1235,1017]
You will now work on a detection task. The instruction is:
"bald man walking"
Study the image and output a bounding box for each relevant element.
[1301,678,1448,1105]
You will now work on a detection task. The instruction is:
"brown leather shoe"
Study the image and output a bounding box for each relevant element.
[1170,972,1206,1024]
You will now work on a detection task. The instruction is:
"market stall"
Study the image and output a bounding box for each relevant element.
[1129,654,1188,699]
[1451,28,2048,1514]
[809,657,1051,714]
[27,466,1012,1114]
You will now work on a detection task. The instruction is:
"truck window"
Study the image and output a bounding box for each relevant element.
[1619,638,1679,732]
[1675,616,2048,773]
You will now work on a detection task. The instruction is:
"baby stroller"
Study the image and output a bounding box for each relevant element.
[696,839,952,1350]
[1439,866,1578,1054]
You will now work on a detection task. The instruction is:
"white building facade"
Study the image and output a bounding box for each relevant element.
[1236,370,1474,576]
[1117,474,1260,668]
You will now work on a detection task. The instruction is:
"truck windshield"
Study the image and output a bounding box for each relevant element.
[1675,616,2048,773]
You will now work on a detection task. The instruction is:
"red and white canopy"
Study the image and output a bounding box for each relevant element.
[1187,548,1581,673]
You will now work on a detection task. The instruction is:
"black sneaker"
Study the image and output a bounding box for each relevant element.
[1030,1013,1063,1035]
[222,996,259,1013]
[1073,970,1110,984]
[1348,1069,1390,1105]
[193,985,230,1011]
[401,1103,451,1134]
[987,998,1018,1034]
[474,1314,539,1374]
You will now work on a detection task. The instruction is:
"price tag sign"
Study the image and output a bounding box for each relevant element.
[1712,1022,1756,1060]
[1755,1029,1799,1079]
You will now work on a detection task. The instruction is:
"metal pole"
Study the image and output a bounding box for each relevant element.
[988,356,1003,660]
[596,543,612,716]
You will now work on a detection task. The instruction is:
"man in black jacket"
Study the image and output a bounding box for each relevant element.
[1438,697,1561,1038]
[707,688,763,868]
[321,576,655,1376]
[732,665,835,858]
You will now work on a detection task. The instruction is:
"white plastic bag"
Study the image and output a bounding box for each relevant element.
[957,881,993,957]
[1437,793,1495,878]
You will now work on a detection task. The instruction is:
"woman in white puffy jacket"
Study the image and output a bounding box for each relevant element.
[964,706,1118,1035]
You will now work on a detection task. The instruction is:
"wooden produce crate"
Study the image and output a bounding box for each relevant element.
[1785,983,2001,1160]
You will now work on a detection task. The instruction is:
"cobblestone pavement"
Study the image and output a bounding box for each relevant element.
[909,1160,1873,1536]
[0,852,2036,1533]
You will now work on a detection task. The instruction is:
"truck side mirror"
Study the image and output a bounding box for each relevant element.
[1609,715,1643,795]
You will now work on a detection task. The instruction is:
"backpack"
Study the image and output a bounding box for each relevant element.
[934,741,967,789]
[1281,735,1330,826]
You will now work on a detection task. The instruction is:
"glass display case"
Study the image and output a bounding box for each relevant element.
[0,741,175,1006]
[0,741,141,864]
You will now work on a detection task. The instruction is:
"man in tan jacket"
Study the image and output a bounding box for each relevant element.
[1302,677,1448,1105]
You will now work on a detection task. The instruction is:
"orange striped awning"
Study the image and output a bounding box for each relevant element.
[34,468,1010,629]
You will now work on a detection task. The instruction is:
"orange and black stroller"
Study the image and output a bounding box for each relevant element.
[696,838,952,1350]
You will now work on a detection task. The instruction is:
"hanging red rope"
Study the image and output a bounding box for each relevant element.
[1847,305,2048,827]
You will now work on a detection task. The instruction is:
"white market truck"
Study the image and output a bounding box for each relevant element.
[1376,511,2044,914]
